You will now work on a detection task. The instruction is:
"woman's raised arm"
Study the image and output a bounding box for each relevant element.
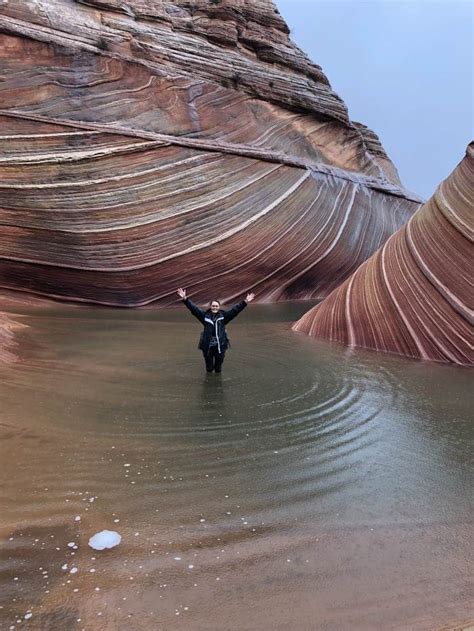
[177,288,206,323]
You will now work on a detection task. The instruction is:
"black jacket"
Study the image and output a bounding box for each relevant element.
[183,298,247,354]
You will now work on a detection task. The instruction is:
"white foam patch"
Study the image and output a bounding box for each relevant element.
[88,530,121,550]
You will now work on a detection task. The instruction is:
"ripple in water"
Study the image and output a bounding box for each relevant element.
[0,305,472,630]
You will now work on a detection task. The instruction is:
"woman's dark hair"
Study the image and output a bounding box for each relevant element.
[210,299,221,306]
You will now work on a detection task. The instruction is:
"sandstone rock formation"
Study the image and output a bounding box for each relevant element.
[0,311,25,364]
[0,0,421,307]
[293,143,473,366]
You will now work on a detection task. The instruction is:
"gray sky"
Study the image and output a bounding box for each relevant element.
[276,0,473,199]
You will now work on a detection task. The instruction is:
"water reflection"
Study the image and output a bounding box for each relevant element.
[0,303,472,630]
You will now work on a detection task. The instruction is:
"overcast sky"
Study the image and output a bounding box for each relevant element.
[276,0,473,199]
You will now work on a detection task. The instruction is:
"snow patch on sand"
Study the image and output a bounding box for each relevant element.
[88,530,121,550]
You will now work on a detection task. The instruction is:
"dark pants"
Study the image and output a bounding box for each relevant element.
[203,346,226,372]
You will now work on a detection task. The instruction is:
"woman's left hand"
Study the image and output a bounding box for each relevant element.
[246,293,255,303]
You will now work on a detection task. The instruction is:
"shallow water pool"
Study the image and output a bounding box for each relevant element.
[1,302,472,630]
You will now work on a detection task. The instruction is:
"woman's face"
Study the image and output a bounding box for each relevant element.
[210,301,220,313]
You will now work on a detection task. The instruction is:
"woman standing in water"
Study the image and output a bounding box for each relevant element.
[177,288,255,373]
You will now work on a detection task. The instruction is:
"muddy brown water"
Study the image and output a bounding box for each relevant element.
[0,302,472,630]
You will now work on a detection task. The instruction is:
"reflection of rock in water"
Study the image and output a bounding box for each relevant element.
[293,143,474,366]
[0,1,421,311]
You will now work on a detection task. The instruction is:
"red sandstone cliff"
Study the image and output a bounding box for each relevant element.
[293,143,473,366]
[0,311,27,363]
[0,0,421,309]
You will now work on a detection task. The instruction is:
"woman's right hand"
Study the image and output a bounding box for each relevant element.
[177,288,187,300]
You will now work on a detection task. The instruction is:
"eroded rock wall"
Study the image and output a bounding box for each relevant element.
[0,311,26,364]
[293,144,473,366]
[0,0,421,307]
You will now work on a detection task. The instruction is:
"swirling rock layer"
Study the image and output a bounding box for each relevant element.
[0,0,421,307]
[293,144,474,366]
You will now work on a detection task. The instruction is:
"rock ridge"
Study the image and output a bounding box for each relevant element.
[0,0,421,312]
[293,143,473,366]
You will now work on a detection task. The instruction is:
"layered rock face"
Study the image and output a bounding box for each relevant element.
[293,144,473,366]
[0,312,25,364]
[0,0,421,307]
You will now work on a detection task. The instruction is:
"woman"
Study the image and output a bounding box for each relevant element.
[177,288,255,373]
